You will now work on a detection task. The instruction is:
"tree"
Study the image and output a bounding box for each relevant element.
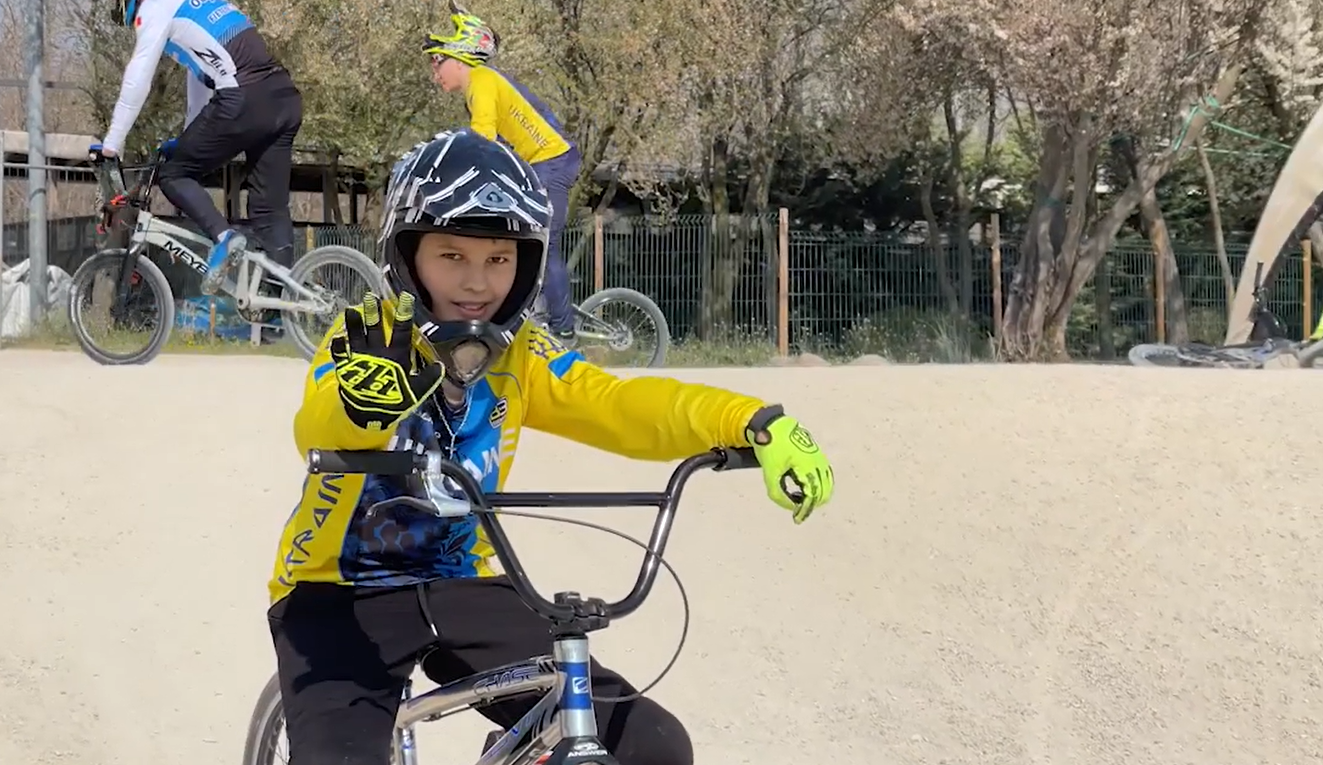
[634,0,897,338]
[972,0,1261,359]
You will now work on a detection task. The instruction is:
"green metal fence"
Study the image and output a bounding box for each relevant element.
[8,205,1318,361]
[292,219,1316,361]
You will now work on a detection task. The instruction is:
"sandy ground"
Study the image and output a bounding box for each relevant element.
[1,351,1322,765]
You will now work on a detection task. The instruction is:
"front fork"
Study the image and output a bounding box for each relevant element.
[108,209,150,319]
[111,243,144,320]
[395,679,420,765]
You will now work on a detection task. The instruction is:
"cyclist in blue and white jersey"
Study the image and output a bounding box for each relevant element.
[98,0,303,295]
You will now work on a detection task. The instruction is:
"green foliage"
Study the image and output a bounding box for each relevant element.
[78,8,185,157]
[800,309,992,363]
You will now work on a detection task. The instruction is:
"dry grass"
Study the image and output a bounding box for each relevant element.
[0,318,303,358]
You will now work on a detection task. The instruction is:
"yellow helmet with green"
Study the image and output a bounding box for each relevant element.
[424,4,498,67]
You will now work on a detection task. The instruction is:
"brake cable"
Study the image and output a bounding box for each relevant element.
[476,508,691,704]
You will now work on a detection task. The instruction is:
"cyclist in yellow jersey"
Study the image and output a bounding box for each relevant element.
[266,130,836,765]
[424,10,581,344]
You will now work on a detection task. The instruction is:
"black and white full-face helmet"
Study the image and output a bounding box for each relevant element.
[381,129,552,387]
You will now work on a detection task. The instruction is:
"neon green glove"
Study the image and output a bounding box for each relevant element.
[330,291,443,432]
[746,406,834,523]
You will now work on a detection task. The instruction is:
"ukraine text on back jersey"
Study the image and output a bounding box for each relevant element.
[269,316,766,605]
[465,66,575,165]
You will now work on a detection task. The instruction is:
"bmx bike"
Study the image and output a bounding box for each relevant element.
[67,145,384,365]
[1128,260,1323,369]
[241,445,764,765]
[531,285,671,368]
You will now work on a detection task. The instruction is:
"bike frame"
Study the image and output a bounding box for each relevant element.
[98,150,332,317]
[529,299,625,346]
[571,304,628,345]
[388,646,598,765]
[124,211,331,315]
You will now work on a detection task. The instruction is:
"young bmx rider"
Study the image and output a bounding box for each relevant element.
[425,8,582,344]
[268,129,836,765]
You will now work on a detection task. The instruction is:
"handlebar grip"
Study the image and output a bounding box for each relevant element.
[715,447,760,471]
[307,449,420,475]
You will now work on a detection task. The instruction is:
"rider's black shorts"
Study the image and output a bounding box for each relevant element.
[268,577,693,765]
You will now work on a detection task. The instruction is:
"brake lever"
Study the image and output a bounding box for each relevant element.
[363,493,475,520]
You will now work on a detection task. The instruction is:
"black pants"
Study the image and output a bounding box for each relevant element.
[269,578,693,765]
[158,73,303,269]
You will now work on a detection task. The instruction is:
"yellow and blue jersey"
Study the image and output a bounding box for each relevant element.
[465,66,574,165]
[269,307,764,604]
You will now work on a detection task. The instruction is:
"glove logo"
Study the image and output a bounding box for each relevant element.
[330,291,444,432]
[338,358,405,406]
[788,425,819,453]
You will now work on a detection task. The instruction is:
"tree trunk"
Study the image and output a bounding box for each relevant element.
[943,94,974,316]
[1137,179,1189,343]
[1195,137,1235,311]
[1118,133,1188,343]
[1001,65,1245,360]
[698,136,732,340]
[738,151,777,338]
[1096,254,1114,359]
[919,164,960,315]
[1000,119,1073,360]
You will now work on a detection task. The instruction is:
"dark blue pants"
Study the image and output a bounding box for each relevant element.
[530,149,580,333]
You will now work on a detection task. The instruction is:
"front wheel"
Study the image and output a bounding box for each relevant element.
[67,249,176,365]
[1128,341,1273,369]
[241,673,287,765]
[577,287,670,368]
[281,245,385,361]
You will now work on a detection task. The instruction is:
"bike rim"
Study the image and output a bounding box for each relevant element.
[284,260,375,347]
[261,711,290,764]
[72,260,166,359]
[575,300,661,367]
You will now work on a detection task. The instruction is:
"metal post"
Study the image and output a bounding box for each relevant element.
[1,131,6,268]
[26,0,47,328]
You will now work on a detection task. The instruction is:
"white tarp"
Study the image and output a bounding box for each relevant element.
[1225,101,1323,343]
[1,260,72,339]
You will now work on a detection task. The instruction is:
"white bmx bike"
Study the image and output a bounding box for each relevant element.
[68,145,383,364]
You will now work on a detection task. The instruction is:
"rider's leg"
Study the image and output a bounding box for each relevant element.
[418,577,694,765]
[240,82,303,276]
[529,149,582,341]
[269,583,436,765]
[157,89,249,295]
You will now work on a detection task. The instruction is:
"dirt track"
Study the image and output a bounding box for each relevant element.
[1,351,1320,765]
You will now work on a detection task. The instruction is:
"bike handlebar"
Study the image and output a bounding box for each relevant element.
[305,446,761,625]
[88,143,171,208]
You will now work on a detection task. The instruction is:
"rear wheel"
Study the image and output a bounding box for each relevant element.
[67,249,176,365]
[281,245,385,361]
[241,673,288,765]
[1128,341,1281,369]
[576,287,670,368]
[1128,343,1210,367]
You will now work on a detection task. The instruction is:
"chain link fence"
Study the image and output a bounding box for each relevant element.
[2,167,1317,363]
